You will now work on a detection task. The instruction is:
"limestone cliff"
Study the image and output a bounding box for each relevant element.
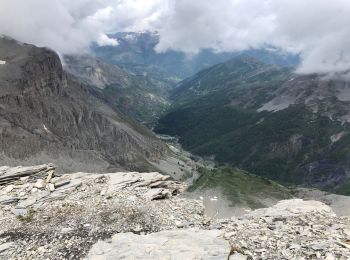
[0,37,166,172]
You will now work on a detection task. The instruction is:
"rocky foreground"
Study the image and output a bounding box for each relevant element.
[0,165,350,259]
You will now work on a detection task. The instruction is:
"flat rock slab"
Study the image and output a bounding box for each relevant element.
[87,229,230,260]
[246,199,335,218]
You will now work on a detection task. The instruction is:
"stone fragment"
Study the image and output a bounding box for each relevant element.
[325,252,335,260]
[47,183,55,192]
[175,220,184,228]
[17,198,37,208]
[289,243,301,250]
[46,170,54,183]
[52,177,71,188]
[0,164,55,186]
[34,179,45,189]
[336,241,350,249]
[144,188,171,200]
[230,252,248,260]
[20,176,29,182]
[0,242,14,253]
[11,208,28,217]
[61,227,74,234]
[5,185,15,193]
[0,196,20,205]
[100,189,107,196]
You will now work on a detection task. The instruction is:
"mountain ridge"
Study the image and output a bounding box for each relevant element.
[63,54,171,126]
[0,37,166,172]
[156,56,350,194]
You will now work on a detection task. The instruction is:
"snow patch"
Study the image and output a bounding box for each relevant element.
[330,132,346,143]
[258,96,296,112]
[124,34,137,42]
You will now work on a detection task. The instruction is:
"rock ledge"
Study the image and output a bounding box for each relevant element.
[0,164,349,259]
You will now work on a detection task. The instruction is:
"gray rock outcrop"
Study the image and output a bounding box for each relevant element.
[0,164,350,259]
[63,54,171,126]
[0,37,166,172]
[88,229,231,260]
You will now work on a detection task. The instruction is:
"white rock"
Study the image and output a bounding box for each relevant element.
[47,183,55,192]
[11,208,28,217]
[61,227,74,234]
[175,220,184,228]
[87,229,230,259]
[5,185,15,193]
[34,179,45,189]
[230,252,248,260]
[325,252,336,260]
[0,242,14,253]
[37,246,46,253]
[289,243,301,250]
[17,198,37,208]
[0,60,6,65]
[46,170,54,183]
[100,189,107,196]
[247,199,335,218]
[20,176,29,182]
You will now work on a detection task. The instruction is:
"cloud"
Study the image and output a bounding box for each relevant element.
[153,0,350,76]
[96,34,119,46]
[154,0,275,53]
[0,0,162,54]
[0,0,350,76]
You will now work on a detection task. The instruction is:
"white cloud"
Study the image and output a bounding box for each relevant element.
[97,34,119,46]
[154,0,275,53]
[151,0,350,76]
[0,0,162,54]
[0,0,350,76]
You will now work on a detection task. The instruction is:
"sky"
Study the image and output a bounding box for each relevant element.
[0,0,350,76]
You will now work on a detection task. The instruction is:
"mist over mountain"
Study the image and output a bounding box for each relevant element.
[92,31,300,81]
[0,0,349,78]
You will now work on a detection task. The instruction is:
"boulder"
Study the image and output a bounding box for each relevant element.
[87,229,231,259]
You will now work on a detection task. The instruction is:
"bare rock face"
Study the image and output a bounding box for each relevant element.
[0,37,166,172]
[87,229,231,260]
[63,54,171,126]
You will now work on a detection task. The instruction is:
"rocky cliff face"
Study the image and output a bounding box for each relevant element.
[0,37,166,172]
[1,164,350,259]
[63,54,171,126]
